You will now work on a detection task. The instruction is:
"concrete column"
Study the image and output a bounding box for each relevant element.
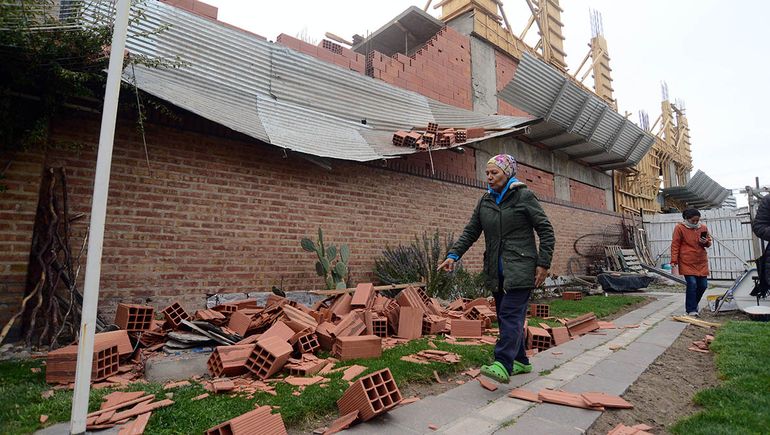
[554,175,571,202]
[470,37,498,115]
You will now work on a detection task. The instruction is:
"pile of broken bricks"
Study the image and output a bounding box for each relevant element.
[39,284,622,433]
[392,122,485,151]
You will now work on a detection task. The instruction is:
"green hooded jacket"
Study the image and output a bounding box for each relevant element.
[448,182,555,292]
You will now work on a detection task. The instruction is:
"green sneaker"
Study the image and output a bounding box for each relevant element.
[512,360,533,375]
[480,361,510,383]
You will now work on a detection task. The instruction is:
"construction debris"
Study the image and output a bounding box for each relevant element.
[607,423,654,435]
[672,316,722,329]
[205,405,287,435]
[36,285,623,432]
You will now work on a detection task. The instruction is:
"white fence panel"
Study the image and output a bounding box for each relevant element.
[644,209,755,280]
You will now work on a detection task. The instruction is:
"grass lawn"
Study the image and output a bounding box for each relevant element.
[671,320,770,435]
[0,294,645,434]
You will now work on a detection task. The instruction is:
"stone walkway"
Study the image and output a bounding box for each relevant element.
[346,293,686,435]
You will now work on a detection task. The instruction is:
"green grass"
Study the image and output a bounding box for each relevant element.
[0,339,493,434]
[527,294,646,326]
[671,321,770,435]
[0,295,644,434]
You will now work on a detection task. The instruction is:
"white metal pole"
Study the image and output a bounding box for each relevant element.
[69,0,131,433]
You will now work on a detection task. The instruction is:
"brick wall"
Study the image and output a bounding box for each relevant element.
[0,150,43,327]
[0,113,619,326]
[276,26,472,109]
[569,179,607,210]
[516,163,555,200]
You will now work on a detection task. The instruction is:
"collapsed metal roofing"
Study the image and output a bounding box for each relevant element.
[94,1,532,162]
[661,170,730,209]
[499,53,655,170]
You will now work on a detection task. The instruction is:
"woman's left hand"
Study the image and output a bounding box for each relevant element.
[534,266,548,288]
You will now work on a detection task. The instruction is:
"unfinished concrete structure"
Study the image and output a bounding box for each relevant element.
[0,0,722,327]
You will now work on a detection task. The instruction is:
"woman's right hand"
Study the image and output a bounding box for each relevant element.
[437,258,456,272]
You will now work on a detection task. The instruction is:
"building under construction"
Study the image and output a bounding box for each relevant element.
[0,0,730,327]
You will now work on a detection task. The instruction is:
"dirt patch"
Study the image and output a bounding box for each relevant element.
[588,309,748,434]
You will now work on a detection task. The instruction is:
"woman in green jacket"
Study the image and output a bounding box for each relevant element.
[438,154,555,383]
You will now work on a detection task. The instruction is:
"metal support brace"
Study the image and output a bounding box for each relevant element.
[606,119,628,153]
[568,94,591,132]
[587,105,608,143]
[544,78,569,122]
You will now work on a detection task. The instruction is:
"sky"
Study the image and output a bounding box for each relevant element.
[205,0,769,205]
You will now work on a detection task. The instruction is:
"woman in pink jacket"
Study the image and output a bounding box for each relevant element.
[670,208,712,316]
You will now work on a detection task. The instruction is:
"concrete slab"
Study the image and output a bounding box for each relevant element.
[439,415,499,435]
[440,378,508,403]
[477,396,532,423]
[342,412,421,435]
[495,414,584,435]
[606,342,669,368]
[561,372,629,396]
[145,350,211,382]
[526,402,603,429]
[584,358,645,385]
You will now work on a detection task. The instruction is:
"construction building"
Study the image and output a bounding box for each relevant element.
[0,0,729,325]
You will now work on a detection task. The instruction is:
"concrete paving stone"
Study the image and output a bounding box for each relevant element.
[495,414,585,435]
[440,378,508,403]
[523,376,564,391]
[381,396,477,431]
[585,358,645,385]
[635,321,687,347]
[546,364,593,382]
[607,341,668,368]
[508,371,540,388]
[561,372,629,396]
[438,416,499,435]
[526,402,603,429]
[477,396,532,423]
[342,412,421,434]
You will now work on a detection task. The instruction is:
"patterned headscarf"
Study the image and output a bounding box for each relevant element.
[486,154,517,178]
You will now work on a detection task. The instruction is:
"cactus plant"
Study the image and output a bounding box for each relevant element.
[300,228,350,290]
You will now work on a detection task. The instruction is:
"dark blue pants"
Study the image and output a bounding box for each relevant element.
[493,289,531,374]
[684,275,708,313]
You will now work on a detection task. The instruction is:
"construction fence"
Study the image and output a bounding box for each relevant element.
[644,209,755,280]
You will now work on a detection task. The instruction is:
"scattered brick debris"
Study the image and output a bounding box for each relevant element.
[538,389,603,411]
[401,350,461,364]
[39,415,49,424]
[205,405,287,435]
[399,397,420,405]
[507,388,541,402]
[31,367,41,373]
[581,392,633,409]
[337,369,402,421]
[41,390,54,399]
[163,380,190,390]
[191,393,209,401]
[323,410,358,435]
[597,321,616,329]
[284,375,328,387]
[462,368,480,378]
[433,370,444,384]
[428,424,439,431]
[477,377,498,391]
[341,365,367,381]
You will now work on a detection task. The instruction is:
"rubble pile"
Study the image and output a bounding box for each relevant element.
[39,284,613,433]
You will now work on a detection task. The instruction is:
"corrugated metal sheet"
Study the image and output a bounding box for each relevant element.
[499,53,655,169]
[661,170,730,209]
[86,0,532,162]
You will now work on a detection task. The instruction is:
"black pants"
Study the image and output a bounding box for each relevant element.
[493,289,531,374]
